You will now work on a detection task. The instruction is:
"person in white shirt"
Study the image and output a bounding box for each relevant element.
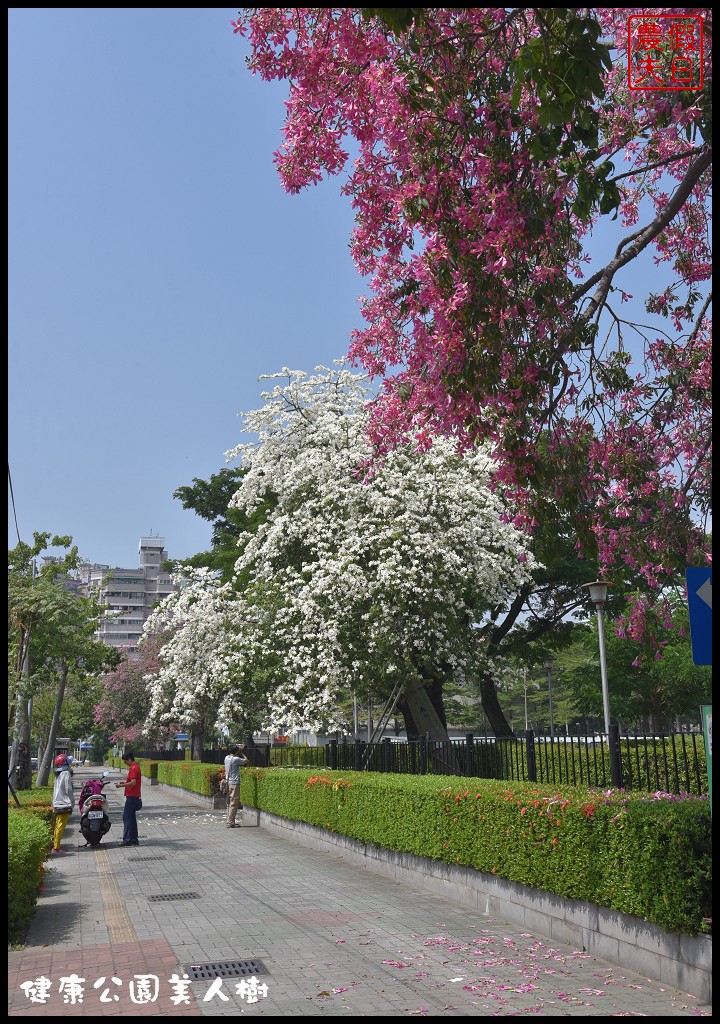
[51,754,75,852]
[224,744,249,828]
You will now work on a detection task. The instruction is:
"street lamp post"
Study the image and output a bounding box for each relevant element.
[545,660,555,740]
[582,581,613,736]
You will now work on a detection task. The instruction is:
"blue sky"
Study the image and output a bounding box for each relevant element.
[9,9,693,571]
[8,8,365,568]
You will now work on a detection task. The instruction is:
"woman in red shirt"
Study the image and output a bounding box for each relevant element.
[115,751,142,846]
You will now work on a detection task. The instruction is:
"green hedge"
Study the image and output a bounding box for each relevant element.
[7,784,54,823]
[239,768,711,936]
[107,756,222,796]
[8,807,52,942]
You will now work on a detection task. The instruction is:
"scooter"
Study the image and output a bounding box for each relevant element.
[79,770,112,847]
[79,771,110,813]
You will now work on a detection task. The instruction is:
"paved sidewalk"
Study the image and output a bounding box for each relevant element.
[8,765,712,1017]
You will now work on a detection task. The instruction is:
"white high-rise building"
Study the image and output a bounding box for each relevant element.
[77,535,179,657]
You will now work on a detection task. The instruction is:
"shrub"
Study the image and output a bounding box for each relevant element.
[240,769,711,935]
[8,810,52,942]
[7,786,53,825]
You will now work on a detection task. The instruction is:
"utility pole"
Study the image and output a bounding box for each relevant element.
[545,660,555,741]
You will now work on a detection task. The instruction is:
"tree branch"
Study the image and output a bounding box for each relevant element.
[574,147,712,319]
[608,146,703,184]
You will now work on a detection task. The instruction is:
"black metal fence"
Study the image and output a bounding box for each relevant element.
[138,746,271,767]
[137,732,707,796]
[270,730,708,796]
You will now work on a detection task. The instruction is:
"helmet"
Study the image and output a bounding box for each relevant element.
[66,755,74,765]
[54,754,69,769]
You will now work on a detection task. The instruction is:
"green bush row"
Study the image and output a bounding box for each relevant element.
[239,768,711,936]
[107,756,223,795]
[7,783,54,821]
[8,807,53,942]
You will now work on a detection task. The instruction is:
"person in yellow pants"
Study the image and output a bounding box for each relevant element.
[52,810,72,851]
[51,754,75,853]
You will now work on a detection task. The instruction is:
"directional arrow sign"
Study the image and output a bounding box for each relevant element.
[686,568,712,666]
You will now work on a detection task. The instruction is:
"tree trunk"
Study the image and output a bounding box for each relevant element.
[401,674,461,774]
[35,662,70,786]
[8,628,33,789]
[477,668,515,737]
[9,701,32,790]
[401,676,450,741]
[191,722,205,761]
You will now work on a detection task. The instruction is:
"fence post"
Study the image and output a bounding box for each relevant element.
[382,736,392,773]
[329,738,338,770]
[525,729,537,783]
[609,723,623,788]
[465,733,475,778]
[354,739,363,771]
[419,735,428,775]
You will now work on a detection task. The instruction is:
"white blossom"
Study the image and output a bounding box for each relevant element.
[144,366,539,735]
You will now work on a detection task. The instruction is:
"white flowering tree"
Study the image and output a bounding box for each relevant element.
[142,568,270,752]
[144,366,538,741]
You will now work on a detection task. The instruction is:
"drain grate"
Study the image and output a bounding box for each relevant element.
[148,891,201,902]
[184,959,269,980]
[127,855,167,862]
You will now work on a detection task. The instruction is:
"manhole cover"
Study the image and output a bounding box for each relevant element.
[184,960,269,980]
[148,892,201,902]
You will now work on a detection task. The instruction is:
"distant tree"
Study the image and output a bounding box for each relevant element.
[32,598,119,788]
[31,671,104,761]
[9,533,118,789]
[560,593,710,731]
[94,635,178,747]
[172,468,275,584]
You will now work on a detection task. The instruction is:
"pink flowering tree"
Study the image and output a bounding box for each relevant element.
[94,635,179,747]
[234,9,711,638]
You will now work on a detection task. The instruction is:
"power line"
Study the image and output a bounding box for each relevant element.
[8,463,23,546]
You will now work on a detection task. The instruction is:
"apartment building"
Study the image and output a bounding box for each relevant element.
[77,535,178,657]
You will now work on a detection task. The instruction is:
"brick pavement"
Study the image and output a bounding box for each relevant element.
[8,765,712,1017]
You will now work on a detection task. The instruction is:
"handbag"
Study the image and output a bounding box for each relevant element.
[219,776,228,796]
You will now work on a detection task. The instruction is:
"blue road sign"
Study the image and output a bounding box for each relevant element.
[686,567,712,666]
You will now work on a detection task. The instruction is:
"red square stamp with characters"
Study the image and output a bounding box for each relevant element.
[628,14,704,91]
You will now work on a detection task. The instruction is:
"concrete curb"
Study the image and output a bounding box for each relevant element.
[244,805,712,1004]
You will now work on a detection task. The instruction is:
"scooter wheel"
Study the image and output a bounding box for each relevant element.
[89,834,102,846]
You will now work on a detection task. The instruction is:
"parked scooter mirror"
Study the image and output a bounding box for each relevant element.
[102,770,110,777]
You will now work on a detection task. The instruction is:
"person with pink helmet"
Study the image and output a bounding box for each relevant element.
[50,754,75,853]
